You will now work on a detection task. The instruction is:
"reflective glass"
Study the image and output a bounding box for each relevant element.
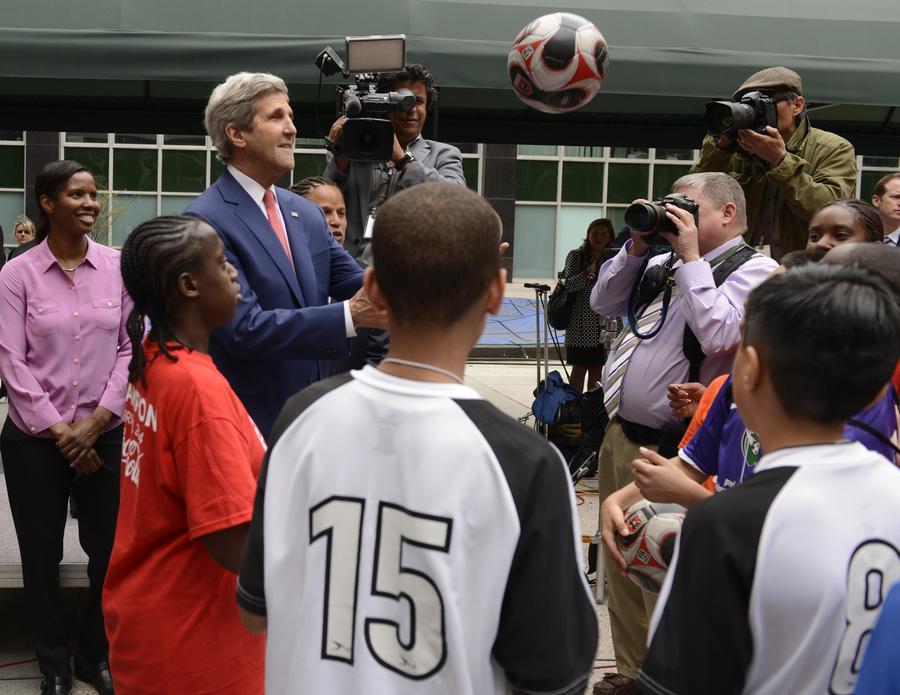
[64,148,110,190]
[113,149,158,191]
[110,195,157,246]
[517,145,558,156]
[517,160,558,201]
[557,206,604,274]
[162,150,206,192]
[292,154,327,183]
[652,165,692,199]
[463,158,479,191]
[607,164,649,203]
[561,162,604,203]
[512,205,556,279]
[0,147,25,188]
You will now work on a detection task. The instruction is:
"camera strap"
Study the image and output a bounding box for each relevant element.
[626,251,678,340]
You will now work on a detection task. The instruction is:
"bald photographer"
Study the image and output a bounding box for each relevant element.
[324,64,466,259]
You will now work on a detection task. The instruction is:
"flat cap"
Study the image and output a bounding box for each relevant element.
[733,67,803,99]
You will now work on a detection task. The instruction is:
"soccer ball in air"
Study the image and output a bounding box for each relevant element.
[615,501,685,593]
[508,12,610,114]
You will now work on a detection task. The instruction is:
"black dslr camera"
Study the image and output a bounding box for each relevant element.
[315,35,413,162]
[623,192,700,244]
[703,90,778,138]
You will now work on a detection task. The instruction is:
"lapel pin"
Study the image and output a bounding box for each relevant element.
[290,211,299,218]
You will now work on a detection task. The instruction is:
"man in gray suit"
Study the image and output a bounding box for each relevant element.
[324,64,466,259]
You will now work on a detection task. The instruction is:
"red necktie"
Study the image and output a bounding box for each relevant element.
[263,190,293,263]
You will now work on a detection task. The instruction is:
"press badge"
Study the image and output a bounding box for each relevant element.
[364,214,376,239]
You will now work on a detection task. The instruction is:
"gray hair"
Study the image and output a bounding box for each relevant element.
[672,172,748,232]
[204,72,289,162]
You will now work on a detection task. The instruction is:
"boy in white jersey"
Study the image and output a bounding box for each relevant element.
[237,182,598,694]
[639,263,900,695]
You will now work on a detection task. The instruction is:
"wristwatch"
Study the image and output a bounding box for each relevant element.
[395,151,416,171]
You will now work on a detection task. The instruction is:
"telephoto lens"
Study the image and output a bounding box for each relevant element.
[624,202,668,233]
[704,101,756,137]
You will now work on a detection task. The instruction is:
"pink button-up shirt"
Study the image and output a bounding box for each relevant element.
[0,238,132,437]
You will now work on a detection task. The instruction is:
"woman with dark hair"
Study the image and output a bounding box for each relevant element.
[563,218,614,393]
[806,198,884,253]
[103,215,265,694]
[0,160,130,695]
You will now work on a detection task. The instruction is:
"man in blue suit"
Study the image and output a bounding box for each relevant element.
[187,72,386,437]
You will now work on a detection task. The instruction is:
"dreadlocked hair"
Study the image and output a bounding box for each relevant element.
[289,176,337,198]
[120,215,208,386]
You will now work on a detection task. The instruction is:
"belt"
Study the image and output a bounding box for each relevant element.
[615,415,662,446]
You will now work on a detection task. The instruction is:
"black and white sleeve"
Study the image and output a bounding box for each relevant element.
[236,449,270,616]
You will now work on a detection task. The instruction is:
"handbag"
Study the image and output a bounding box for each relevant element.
[547,278,575,330]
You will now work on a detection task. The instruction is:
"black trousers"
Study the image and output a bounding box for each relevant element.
[1,418,121,677]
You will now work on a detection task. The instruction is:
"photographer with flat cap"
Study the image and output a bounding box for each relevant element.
[692,67,857,260]
[324,64,466,260]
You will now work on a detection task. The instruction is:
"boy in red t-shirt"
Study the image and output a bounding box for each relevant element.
[102,216,265,694]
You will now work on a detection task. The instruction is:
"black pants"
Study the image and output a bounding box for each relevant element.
[1,418,121,677]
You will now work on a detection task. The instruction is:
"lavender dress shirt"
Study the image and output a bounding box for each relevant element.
[0,238,132,437]
[590,236,778,429]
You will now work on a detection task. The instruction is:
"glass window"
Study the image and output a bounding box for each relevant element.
[162,150,206,192]
[210,154,226,183]
[610,146,649,160]
[160,195,196,216]
[607,207,629,235]
[64,147,110,190]
[655,148,694,161]
[517,160,558,202]
[113,149,158,191]
[292,154,327,183]
[65,133,108,144]
[0,131,24,142]
[110,195,157,246]
[557,206,604,274]
[115,134,157,145]
[296,137,325,148]
[861,156,899,168]
[860,170,888,202]
[518,145,558,157]
[450,143,479,154]
[563,145,604,158]
[652,165,692,199]
[0,192,25,239]
[561,162,604,203]
[513,205,556,279]
[462,159,479,191]
[0,146,25,188]
[163,134,206,146]
[607,164,649,203]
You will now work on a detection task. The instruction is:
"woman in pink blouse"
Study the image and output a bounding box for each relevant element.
[0,160,131,695]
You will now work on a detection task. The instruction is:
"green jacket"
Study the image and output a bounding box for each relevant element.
[691,118,857,257]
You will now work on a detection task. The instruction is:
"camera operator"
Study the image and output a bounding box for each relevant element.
[324,64,466,259]
[692,67,857,260]
[588,172,777,695]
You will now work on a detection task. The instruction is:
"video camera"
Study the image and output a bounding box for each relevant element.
[703,90,778,138]
[315,35,414,162]
[623,192,699,245]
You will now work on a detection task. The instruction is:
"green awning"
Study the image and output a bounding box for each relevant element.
[1,0,899,151]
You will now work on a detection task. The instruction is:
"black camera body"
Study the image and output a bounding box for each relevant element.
[336,76,416,161]
[623,192,700,243]
[703,90,778,138]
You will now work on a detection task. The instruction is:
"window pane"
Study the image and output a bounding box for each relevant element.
[557,206,604,274]
[449,143,479,154]
[513,205,556,279]
[162,150,206,192]
[163,134,206,146]
[160,195,196,216]
[607,207,629,235]
[296,137,325,148]
[655,148,694,161]
[652,165,692,199]
[113,149,158,191]
[561,162,604,203]
[115,133,156,145]
[518,145,557,156]
[210,154,226,183]
[64,147,110,190]
[463,159,479,191]
[860,170,888,202]
[610,146,649,160]
[0,146,25,188]
[563,145,604,158]
[862,156,899,168]
[607,164,649,204]
[517,160,558,202]
[0,131,24,142]
[292,154,327,183]
[65,132,108,144]
[0,193,25,242]
[110,195,157,246]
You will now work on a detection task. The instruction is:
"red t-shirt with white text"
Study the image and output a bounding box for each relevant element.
[103,342,266,695]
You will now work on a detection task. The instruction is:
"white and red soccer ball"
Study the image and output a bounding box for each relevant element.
[508,12,610,114]
[615,501,685,593]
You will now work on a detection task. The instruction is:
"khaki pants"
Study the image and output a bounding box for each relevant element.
[598,419,659,679]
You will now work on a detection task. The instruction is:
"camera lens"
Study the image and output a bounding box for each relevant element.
[624,202,662,232]
[357,129,378,157]
[704,101,757,137]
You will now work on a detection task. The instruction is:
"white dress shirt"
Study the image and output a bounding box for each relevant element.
[884,228,900,246]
